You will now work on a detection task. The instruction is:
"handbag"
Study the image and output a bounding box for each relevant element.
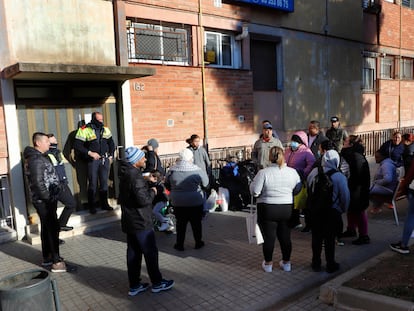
[246,203,264,245]
[294,184,307,210]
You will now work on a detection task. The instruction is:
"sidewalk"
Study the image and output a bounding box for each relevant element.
[0,202,405,311]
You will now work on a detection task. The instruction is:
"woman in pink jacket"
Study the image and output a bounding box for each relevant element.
[284,130,316,228]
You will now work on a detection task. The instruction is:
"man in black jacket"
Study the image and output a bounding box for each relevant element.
[118,146,174,296]
[24,132,66,272]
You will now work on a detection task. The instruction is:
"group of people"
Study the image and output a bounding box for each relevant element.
[250,116,414,274]
[23,112,117,273]
[24,111,414,294]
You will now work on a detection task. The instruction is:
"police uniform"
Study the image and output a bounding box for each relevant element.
[73,118,115,213]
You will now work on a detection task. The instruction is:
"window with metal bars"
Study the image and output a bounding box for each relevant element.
[362,56,376,91]
[380,56,394,79]
[402,0,414,8]
[127,20,190,65]
[400,58,413,79]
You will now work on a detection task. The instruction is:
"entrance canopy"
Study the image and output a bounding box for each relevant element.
[1,62,155,81]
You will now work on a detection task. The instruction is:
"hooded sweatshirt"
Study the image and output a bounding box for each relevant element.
[321,150,350,213]
[284,130,316,178]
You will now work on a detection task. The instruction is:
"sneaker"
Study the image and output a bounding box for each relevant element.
[294,223,303,229]
[261,261,273,273]
[352,235,370,245]
[279,260,291,272]
[301,226,311,233]
[390,242,410,254]
[341,229,357,238]
[128,283,150,296]
[51,261,67,273]
[336,239,345,246]
[151,279,174,293]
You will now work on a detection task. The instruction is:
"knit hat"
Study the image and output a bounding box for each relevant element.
[147,138,159,149]
[179,148,194,162]
[125,146,145,165]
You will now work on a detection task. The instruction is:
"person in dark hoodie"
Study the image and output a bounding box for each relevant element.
[24,132,66,272]
[308,150,350,273]
[118,146,174,296]
[340,135,371,245]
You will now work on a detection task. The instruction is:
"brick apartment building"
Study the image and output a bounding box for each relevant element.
[0,0,413,241]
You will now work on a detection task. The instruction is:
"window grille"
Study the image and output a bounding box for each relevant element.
[127,21,190,65]
[402,0,414,8]
[400,58,413,79]
[380,56,394,79]
[362,56,376,91]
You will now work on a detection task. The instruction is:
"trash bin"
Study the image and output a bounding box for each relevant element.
[0,269,60,311]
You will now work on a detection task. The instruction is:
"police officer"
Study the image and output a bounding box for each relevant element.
[47,133,76,231]
[73,112,115,214]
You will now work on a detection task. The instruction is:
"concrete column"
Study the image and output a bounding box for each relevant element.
[1,79,28,240]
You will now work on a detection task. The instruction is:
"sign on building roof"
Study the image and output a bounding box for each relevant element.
[235,0,294,12]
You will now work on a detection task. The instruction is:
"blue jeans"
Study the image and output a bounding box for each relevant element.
[401,189,414,247]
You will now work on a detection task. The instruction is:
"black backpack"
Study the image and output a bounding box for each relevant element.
[308,167,339,212]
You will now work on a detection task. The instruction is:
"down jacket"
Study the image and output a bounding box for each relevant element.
[284,130,315,178]
[23,146,60,202]
[118,160,155,233]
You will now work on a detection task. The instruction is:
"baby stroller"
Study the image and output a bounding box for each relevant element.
[219,157,257,211]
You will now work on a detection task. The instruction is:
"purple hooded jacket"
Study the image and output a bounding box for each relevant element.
[284,130,316,178]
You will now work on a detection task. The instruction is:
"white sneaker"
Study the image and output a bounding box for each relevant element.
[158,222,170,232]
[262,261,272,273]
[279,260,291,272]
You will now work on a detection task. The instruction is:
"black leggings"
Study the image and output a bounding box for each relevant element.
[257,203,292,262]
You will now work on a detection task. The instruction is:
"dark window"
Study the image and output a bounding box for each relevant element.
[251,40,277,91]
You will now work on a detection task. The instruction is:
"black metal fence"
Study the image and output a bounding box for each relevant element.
[159,126,414,170]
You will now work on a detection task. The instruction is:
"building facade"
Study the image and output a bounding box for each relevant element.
[0,0,413,240]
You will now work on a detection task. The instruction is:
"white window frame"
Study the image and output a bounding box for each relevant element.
[127,21,190,66]
[362,56,376,92]
[204,30,241,69]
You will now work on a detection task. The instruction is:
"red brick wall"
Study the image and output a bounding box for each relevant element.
[128,63,254,146]
[379,2,414,49]
[126,0,249,20]
[378,79,414,124]
[379,2,401,48]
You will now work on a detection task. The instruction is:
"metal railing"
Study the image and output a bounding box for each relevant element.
[159,126,414,169]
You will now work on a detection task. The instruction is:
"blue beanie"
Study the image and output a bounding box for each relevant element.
[125,146,145,165]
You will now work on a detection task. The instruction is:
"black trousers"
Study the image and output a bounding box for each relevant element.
[174,205,203,247]
[88,158,110,193]
[126,229,162,287]
[311,208,342,268]
[257,203,292,262]
[57,183,76,227]
[33,200,61,262]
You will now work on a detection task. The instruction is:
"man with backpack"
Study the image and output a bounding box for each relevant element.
[307,149,350,273]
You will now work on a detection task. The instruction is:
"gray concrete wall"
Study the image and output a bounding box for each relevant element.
[0,0,116,68]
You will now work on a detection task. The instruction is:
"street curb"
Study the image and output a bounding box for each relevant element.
[319,250,414,311]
